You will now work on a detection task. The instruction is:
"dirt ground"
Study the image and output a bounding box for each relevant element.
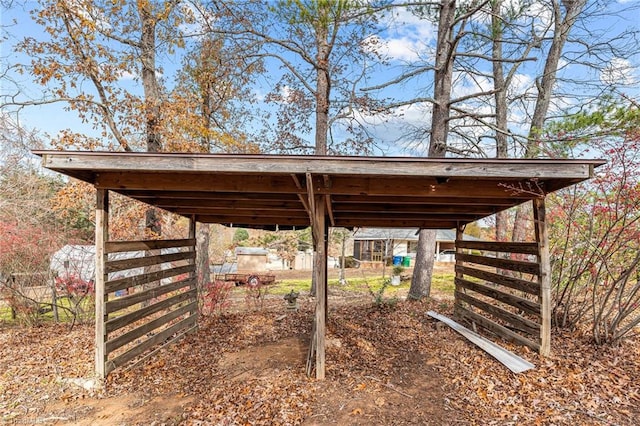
[1,271,640,425]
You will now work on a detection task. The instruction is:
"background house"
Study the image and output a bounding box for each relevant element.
[352,228,477,265]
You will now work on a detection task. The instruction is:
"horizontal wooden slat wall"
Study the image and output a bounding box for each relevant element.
[95,190,200,380]
[100,237,197,376]
[454,236,546,353]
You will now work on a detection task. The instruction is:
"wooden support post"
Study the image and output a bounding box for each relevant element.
[95,189,109,381]
[533,198,551,356]
[188,216,199,329]
[313,195,327,379]
[454,224,465,319]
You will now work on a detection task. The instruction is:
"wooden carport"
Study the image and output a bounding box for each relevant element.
[36,151,604,380]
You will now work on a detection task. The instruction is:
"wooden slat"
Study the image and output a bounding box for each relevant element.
[457,240,539,255]
[455,264,539,295]
[105,251,195,274]
[105,301,196,353]
[456,305,541,352]
[106,239,195,253]
[105,289,196,334]
[107,314,197,373]
[455,277,541,317]
[105,264,194,294]
[115,324,198,375]
[105,277,194,314]
[455,291,540,337]
[457,253,540,275]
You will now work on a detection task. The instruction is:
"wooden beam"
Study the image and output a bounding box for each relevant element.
[533,197,551,356]
[315,176,536,198]
[291,174,312,221]
[194,214,311,227]
[331,195,520,206]
[95,189,109,381]
[150,199,307,210]
[333,203,498,215]
[40,151,600,179]
[96,172,302,193]
[124,190,302,202]
[334,218,470,228]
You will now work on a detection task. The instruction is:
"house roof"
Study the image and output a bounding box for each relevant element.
[352,228,477,241]
[35,151,604,230]
[235,247,269,256]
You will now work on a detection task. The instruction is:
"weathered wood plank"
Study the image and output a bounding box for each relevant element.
[113,324,198,376]
[171,208,309,218]
[95,189,109,380]
[455,264,539,295]
[455,291,540,337]
[334,203,498,215]
[105,264,195,294]
[40,151,598,179]
[312,192,327,380]
[187,218,198,330]
[152,198,307,210]
[456,305,541,352]
[107,314,197,373]
[105,277,194,314]
[427,311,535,374]
[105,289,196,334]
[105,301,196,353]
[317,176,533,198]
[105,251,195,274]
[455,277,541,317]
[456,240,539,255]
[534,198,551,356]
[97,173,302,193]
[106,239,195,253]
[457,253,540,275]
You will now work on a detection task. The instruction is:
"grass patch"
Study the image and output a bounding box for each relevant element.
[270,271,456,298]
[0,304,14,321]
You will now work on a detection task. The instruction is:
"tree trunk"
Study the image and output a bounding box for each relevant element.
[409,229,437,300]
[409,0,456,299]
[512,0,586,241]
[196,223,211,289]
[492,0,510,243]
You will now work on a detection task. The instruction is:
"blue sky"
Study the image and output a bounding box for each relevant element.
[2,1,639,157]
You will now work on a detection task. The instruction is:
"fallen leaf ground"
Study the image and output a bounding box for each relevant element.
[1,286,639,425]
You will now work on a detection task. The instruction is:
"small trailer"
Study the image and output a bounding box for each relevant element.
[221,273,276,287]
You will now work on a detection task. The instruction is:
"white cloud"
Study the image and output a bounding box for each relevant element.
[370,8,437,62]
[601,57,637,86]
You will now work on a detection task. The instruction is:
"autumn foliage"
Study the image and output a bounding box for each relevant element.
[549,128,640,344]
